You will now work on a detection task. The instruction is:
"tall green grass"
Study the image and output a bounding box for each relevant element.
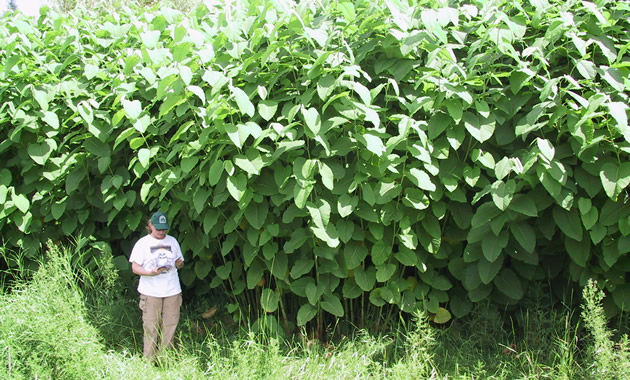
[1,243,629,379]
[581,279,630,379]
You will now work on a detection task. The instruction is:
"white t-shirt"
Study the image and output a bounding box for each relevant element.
[129,234,184,297]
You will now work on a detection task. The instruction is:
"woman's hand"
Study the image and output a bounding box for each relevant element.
[175,258,184,269]
[132,262,165,276]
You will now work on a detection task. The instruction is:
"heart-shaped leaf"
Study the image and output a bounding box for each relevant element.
[600,162,630,200]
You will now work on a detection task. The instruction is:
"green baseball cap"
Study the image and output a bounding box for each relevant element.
[150,211,170,230]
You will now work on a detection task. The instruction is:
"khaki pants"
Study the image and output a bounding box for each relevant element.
[138,293,182,359]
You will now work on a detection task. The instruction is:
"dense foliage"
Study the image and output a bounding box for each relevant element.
[1,0,629,330]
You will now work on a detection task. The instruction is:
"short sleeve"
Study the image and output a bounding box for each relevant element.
[129,237,146,265]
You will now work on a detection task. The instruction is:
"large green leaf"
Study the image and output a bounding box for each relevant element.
[260,288,279,313]
[463,112,495,143]
[234,150,264,176]
[536,138,555,161]
[247,261,265,289]
[394,247,417,266]
[600,162,630,200]
[342,278,362,299]
[403,188,430,210]
[290,276,315,298]
[181,156,199,174]
[231,86,255,117]
[449,295,473,318]
[478,255,504,285]
[335,194,356,218]
[481,230,509,262]
[284,228,308,253]
[343,242,368,270]
[215,262,232,280]
[471,202,502,229]
[432,275,453,291]
[372,241,391,265]
[293,183,313,209]
[257,100,278,121]
[290,257,314,279]
[138,148,151,168]
[494,268,524,301]
[194,260,212,280]
[302,107,321,135]
[269,251,288,280]
[27,139,57,165]
[407,168,436,191]
[311,225,340,248]
[612,284,630,311]
[203,210,220,234]
[227,173,247,202]
[428,112,450,139]
[552,207,583,241]
[159,93,185,118]
[78,101,94,125]
[306,199,331,229]
[580,204,599,230]
[193,188,210,215]
[245,200,268,230]
[41,111,59,130]
[607,102,629,141]
[508,194,538,217]
[208,160,224,186]
[51,201,66,220]
[464,165,481,187]
[336,219,354,243]
[321,293,344,317]
[359,133,386,157]
[297,303,317,326]
[318,162,335,190]
[509,222,536,253]
[490,180,516,211]
[376,263,397,282]
[602,240,620,267]
[354,266,376,291]
[306,281,319,305]
[599,200,630,227]
[12,193,30,214]
[121,97,142,120]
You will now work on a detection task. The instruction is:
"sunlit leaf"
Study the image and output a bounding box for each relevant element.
[407,168,436,191]
[463,112,495,143]
[359,133,386,157]
[27,139,57,165]
[122,98,142,120]
[600,161,630,201]
[138,148,151,168]
[258,100,278,121]
[227,173,247,202]
[302,107,321,135]
[231,86,255,117]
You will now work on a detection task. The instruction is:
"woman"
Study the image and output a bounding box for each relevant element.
[129,211,185,360]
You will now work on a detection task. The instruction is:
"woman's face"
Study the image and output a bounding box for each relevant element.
[149,221,167,239]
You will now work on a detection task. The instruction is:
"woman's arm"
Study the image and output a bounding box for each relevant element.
[131,262,164,276]
[175,258,184,269]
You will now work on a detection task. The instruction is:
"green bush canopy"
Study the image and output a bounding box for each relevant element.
[1,0,629,328]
